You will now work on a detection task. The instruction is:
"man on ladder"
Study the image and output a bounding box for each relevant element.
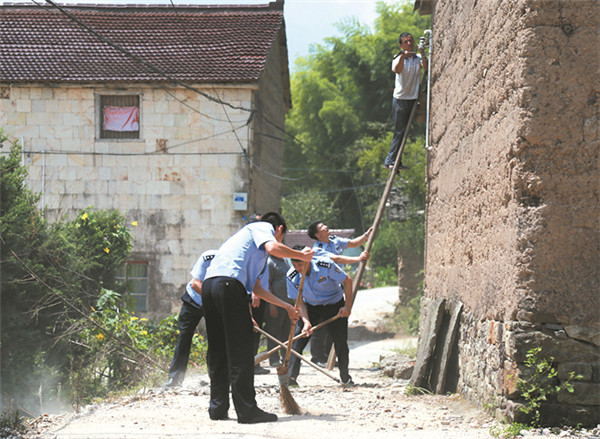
[384,32,428,172]
[325,31,430,369]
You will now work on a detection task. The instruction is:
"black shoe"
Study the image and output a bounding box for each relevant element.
[163,378,182,388]
[237,408,278,424]
[209,413,229,421]
[397,162,410,170]
[254,365,271,375]
[315,361,327,368]
[288,377,299,388]
[341,375,354,387]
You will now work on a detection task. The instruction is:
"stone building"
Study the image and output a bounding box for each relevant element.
[0,2,291,318]
[412,0,599,426]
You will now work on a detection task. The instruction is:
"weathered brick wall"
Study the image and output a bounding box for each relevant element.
[0,78,283,318]
[424,0,599,425]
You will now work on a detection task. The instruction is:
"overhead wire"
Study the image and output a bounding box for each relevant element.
[165,0,299,179]
[40,0,253,113]
[25,0,370,183]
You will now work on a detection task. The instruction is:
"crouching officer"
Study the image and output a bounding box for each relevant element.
[286,246,354,387]
[164,250,216,388]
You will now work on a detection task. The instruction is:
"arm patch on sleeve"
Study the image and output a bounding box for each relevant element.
[287,270,298,281]
[203,254,215,261]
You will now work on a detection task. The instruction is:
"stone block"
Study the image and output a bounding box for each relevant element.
[410,298,445,389]
[565,326,600,347]
[40,88,53,99]
[65,179,85,194]
[97,167,112,180]
[29,88,42,99]
[503,360,519,398]
[162,113,175,127]
[16,99,31,112]
[511,330,599,363]
[539,402,600,427]
[557,382,600,405]
[6,111,27,126]
[57,100,72,113]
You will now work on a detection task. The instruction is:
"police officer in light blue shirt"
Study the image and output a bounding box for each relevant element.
[202,212,313,424]
[308,220,372,265]
[307,220,371,365]
[165,249,216,388]
[286,249,354,387]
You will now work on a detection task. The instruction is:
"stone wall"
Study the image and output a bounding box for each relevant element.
[0,39,287,317]
[423,0,599,425]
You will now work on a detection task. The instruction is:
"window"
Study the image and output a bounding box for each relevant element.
[97,94,140,140]
[117,261,148,312]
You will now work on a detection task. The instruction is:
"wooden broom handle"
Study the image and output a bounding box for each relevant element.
[284,262,309,365]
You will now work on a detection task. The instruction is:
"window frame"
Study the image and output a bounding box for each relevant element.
[95,92,143,141]
[116,260,149,312]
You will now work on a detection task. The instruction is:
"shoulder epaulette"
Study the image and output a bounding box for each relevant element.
[287,270,298,281]
[317,261,331,269]
[203,254,215,261]
[329,234,338,239]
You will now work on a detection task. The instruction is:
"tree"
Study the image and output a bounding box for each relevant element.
[0,133,134,414]
[283,1,430,278]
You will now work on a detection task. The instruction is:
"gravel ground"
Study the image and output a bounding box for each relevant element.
[17,287,600,439]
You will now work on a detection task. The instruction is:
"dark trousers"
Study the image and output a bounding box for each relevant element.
[251,299,267,356]
[202,276,257,420]
[167,293,204,384]
[289,299,350,382]
[310,327,333,364]
[264,305,291,365]
[384,98,416,166]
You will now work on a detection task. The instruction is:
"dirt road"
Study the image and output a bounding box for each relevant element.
[23,287,597,439]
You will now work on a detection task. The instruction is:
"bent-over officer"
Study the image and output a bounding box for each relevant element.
[202,212,313,424]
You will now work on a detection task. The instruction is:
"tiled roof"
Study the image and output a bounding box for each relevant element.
[0,2,286,83]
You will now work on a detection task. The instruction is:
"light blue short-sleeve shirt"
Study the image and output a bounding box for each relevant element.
[205,222,276,293]
[286,255,347,306]
[312,235,350,256]
[185,250,216,306]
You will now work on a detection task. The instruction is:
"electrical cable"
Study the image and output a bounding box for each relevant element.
[25,1,382,187]
[39,0,254,113]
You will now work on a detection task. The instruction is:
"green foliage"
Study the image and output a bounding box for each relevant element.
[516,347,582,426]
[405,384,432,396]
[70,289,207,408]
[282,191,339,229]
[0,134,158,415]
[489,422,530,438]
[283,2,431,278]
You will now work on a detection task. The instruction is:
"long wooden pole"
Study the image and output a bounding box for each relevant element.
[326,73,427,369]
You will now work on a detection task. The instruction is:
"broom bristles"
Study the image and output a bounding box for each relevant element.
[279,384,301,414]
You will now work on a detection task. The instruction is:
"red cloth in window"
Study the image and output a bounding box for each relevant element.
[103,106,139,132]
